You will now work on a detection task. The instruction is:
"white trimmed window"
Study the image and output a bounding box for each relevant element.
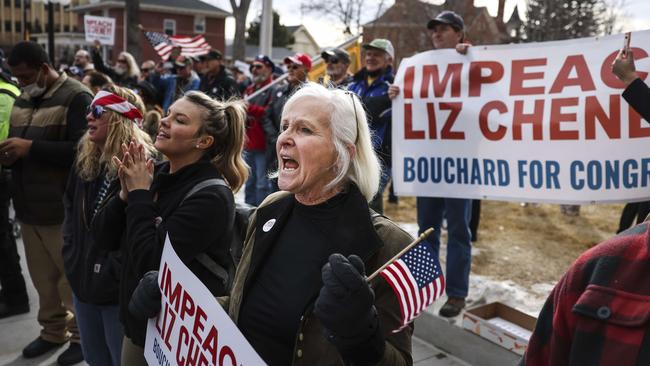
[194,16,205,34]
[163,19,176,36]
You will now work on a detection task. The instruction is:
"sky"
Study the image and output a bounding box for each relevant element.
[203,0,650,48]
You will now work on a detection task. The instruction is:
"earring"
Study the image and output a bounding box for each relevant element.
[196,144,200,148]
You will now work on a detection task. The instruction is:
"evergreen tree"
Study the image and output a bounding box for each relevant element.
[522,0,607,42]
[246,11,295,47]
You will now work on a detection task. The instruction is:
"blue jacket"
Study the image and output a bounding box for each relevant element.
[347,66,394,165]
[160,71,201,113]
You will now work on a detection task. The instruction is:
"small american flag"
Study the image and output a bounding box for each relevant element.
[144,31,211,61]
[379,241,445,331]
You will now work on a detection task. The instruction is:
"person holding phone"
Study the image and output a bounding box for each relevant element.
[611,38,650,121]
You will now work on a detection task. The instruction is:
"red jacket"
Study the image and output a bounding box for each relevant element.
[521,222,650,366]
[244,77,273,151]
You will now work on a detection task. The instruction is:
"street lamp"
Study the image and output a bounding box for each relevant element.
[40,0,71,64]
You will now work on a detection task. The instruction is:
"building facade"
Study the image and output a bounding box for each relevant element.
[363,0,522,66]
[72,0,229,64]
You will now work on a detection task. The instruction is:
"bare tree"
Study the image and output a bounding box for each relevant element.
[126,0,141,61]
[230,0,253,61]
[300,0,386,36]
[601,0,628,35]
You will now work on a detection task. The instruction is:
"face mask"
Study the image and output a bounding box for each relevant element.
[23,70,46,98]
[115,65,127,75]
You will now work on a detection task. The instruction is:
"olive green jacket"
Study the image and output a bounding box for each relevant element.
[220,189,414,366]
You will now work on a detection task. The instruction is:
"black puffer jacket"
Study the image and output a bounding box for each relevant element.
[62,165,121,305]
[92,158,235,346]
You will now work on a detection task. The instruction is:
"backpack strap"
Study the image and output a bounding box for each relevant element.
[181,178,229,205]
[180,178,231,287]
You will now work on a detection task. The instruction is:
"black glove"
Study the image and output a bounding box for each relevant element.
[129,270,162,320]
[314,254,385,365]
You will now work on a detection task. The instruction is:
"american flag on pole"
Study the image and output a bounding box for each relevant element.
[144,31,211,60]
[379,241,445,331]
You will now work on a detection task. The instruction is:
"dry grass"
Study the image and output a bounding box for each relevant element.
[383,195,624,287]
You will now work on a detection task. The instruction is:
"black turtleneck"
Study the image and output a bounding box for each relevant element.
[238,193,347,366]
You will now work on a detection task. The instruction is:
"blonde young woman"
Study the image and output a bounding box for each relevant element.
[62,85,154,366]
[95,91,248,365]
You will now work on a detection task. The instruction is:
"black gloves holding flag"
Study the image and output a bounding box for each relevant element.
[129,270,162,320]
[314,254,386,365]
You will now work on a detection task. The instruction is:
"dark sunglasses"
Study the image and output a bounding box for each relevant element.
[141,67,153,72]
[86,105,107,119]
[251,64,264,70]
[287,64,302,70]
[326,58,340,64]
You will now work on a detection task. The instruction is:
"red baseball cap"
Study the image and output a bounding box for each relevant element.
[284,53,312,71]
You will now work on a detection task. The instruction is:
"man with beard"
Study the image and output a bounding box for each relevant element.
[160,55,200,113]
[243,55,275,205]
[347,39,395,214]
[262,53,311,192]
[320,48,353,88]
[72,50,93,74]
[199,50,239,100]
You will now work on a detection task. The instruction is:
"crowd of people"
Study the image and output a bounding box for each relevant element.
[0,8,648,366]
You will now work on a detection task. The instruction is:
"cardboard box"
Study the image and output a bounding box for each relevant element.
[462,302,537,355]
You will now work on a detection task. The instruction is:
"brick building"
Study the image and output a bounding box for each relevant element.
[363,0,523,66]
[71,0,230,63]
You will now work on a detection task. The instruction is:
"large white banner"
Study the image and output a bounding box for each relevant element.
[392,30,650,204]
[84,15,115,46]
[144,236,266,366]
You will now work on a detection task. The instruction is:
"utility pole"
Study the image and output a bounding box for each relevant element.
[259,0,272,57]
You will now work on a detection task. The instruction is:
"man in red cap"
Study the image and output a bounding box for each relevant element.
[244,55,275,206]
[262,52,312,192]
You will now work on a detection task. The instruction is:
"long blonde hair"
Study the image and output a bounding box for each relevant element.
[76,85,156,181]
[182,91,249,191]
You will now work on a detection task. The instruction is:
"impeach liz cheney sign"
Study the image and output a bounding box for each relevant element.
[392,31,650,204]
[144,237,265,366]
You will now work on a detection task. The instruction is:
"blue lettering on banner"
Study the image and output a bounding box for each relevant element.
[153,338,170,366]
[401,157,510,187]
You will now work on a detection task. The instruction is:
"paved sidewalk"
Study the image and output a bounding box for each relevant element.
[0,234,469,366]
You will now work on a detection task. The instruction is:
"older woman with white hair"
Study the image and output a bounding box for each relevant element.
[131,82,415,365]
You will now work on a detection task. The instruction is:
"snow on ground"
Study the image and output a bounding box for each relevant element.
[397,222,549,317]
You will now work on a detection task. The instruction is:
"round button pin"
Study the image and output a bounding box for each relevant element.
[263,219,276,232]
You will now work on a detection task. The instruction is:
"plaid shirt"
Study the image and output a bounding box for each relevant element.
[521,222,650,366]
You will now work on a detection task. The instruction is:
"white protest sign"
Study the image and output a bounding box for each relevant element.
[392,30,650,204]
[144,236,266,366]
[84,15,116,46]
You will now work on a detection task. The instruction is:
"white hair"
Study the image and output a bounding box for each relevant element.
[119,51,140,79]
[280,82,381,202]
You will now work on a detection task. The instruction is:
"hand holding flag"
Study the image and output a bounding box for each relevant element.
[371,228,445,331]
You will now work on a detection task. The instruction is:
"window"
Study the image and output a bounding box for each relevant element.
[194,16,205,34]
[4,21,10,32]
[163,19,176,36]
[15,21,21,32]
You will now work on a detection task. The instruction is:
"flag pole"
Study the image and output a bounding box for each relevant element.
[367,228,434,282]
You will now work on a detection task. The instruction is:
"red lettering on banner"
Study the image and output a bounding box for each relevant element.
[404,103,424,139]
[177,326,189,365]
[203,326,219,365]
[510,59,547,95]
[469,61,504,97]
[549,55,595,93]
[164,304,175,349]
[585,95,621,139]
[479,101,508,140]
[550,97,579,140]
[513,100,544,140]
[163,266,182,313]
[439,102,464,139]
[427,103,437,139]
[420,64,462,98]
[180,291,195,321]
[601,47,649,88]
[219,346,237,366]
[192,306,207,343]
[403,66,415,99]
[629,106,650,138]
